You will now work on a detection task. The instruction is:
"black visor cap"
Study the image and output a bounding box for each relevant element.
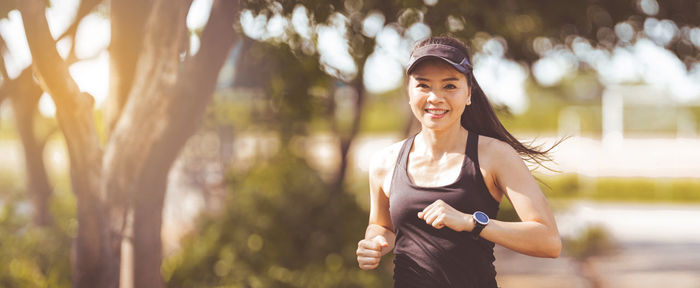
[406,43,473,75]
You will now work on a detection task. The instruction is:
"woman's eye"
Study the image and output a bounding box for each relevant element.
[417,83,429,88]
[444,84,456,89]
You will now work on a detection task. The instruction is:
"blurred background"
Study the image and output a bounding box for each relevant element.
[1,0,699,287]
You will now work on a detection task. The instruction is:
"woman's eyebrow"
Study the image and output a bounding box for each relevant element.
[414,76,460,82]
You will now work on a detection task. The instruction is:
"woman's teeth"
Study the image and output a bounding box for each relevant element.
[425,109,448,115]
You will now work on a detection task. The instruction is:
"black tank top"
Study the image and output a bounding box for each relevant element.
[389,131,500,288]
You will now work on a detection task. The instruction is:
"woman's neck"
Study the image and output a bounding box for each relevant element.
[416,124,467,160]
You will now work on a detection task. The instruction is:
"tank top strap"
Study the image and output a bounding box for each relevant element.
[466,131,478,163]
[394,134,418,174]
[392,134,417,183]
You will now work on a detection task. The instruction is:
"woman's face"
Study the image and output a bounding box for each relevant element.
[407,59,471,132]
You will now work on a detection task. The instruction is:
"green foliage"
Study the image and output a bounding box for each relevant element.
[563,225,617,260]
[499,100,564,134]
[167,29,393,287]
[359,91,409,133]
[690,107,700,132]
[232,41,334,137]
[0,185,74,288]
[164,150,393,288]
[500,75,604,134]
[245,0,697,64]
[539,173,700,203]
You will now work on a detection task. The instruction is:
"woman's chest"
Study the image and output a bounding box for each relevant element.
[406,153,465,187]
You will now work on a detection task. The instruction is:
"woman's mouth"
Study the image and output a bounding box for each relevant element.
[425,108,448,118]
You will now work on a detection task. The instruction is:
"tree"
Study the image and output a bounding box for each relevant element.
[0,67,55,227]
[9,0,241,287]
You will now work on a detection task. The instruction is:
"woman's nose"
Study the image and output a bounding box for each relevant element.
[426,91,444,103]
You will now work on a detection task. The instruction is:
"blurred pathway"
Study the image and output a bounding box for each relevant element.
[495,201,700,288]
[525,136,700,178]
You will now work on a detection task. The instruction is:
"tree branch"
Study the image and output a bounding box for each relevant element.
[56,0,104,42]
[0,41,8,104]
[101,0,188,222]
[18,0,89,110]
[58,0,106,65]
[104,0,153,139]
[10,69,55,226]
[0,35,9,81]
[172,0,238,119]
[17,1,106,287]
[18,0,103,189]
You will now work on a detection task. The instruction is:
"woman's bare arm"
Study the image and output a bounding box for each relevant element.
[364,146,398,255]
[478,138,561,258]
[357,144,402,270]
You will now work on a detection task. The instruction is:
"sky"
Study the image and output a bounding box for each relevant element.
[0,0,699,118]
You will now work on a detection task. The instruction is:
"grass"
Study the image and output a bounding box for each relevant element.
[538,173,700,203]
[496,174,700,222]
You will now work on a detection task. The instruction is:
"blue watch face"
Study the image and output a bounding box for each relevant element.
[474,211,489,224]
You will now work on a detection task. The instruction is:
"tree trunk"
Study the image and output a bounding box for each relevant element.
[99,2,154,286]
[0,66,56,227]
[132,162,168,288]
[111,0,238,286]
[332,64,367,193]
[100,1,189,287]
[18,1,108,287]
[106,0,152,138]
[134,2,238,287]
[9,70,54,227]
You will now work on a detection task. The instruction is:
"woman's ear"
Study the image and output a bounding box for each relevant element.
[466,85,472,106]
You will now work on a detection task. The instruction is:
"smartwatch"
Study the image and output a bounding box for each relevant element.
[471,211,489,239]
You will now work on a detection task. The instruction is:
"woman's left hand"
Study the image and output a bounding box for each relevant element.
[418,199,473,232]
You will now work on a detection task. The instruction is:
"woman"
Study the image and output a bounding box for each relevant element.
[356,36,561,287]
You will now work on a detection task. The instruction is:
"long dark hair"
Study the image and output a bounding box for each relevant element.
[410,36,561,169]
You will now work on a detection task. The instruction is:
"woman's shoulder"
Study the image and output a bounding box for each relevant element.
[476,134,523,169]
[477,134,510,150]
[369,138,409,178]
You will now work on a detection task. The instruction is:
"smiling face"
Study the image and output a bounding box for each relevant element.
[407,58,471,132]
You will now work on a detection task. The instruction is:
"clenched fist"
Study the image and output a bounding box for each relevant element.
[418,199,472,232]
[356,235,389,270]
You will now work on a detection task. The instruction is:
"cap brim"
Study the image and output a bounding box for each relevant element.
[406,55,467,75]
[406,43,472,75]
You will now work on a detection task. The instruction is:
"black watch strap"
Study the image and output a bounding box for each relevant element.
[471,224,485,240]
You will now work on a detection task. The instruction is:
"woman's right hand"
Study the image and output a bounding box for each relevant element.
[356,235,389,270]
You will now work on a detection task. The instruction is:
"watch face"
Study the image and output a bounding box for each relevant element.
[474,211,489,225]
